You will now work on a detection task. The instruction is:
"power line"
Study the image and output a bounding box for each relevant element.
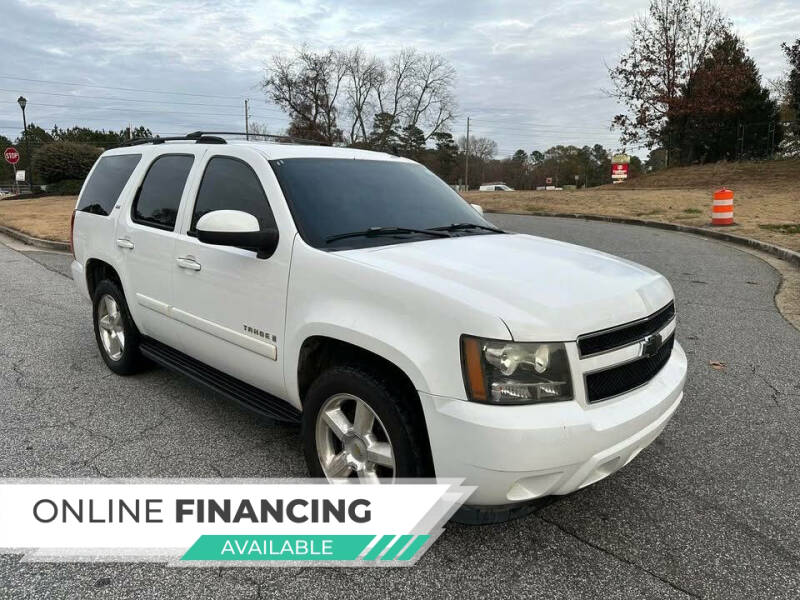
[0,75,247,99]
[11,100,249,119]
[0,87,247,110]
[452,121,616,136]
[459,117,614,133]
[0,88,288,120]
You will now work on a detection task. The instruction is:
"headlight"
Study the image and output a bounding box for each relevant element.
[460,336,573,405]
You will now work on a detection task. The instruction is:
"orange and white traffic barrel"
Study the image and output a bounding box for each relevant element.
[711,189,734,226]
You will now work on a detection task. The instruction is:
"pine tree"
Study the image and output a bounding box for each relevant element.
[669,33,781,162]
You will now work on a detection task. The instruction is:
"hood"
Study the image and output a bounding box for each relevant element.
[341,233,674,341]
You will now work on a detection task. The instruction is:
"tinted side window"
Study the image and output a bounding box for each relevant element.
[191,157,275,231]
[132,154,194,230]
[77,154,141,216]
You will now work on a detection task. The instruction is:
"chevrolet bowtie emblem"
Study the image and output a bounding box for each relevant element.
[641,333,662,358]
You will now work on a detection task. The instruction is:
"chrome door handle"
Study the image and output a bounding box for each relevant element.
[176,256,201,271]
[116,238,134,249]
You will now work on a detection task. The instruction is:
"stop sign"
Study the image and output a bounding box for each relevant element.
[4,147,20,165]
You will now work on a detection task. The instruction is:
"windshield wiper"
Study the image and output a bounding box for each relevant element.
[429,223,505,234]
[325,226,451,244]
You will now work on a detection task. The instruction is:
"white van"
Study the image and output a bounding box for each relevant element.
[479,183,514,192]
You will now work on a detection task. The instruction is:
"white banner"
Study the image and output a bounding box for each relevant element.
[0,479,473,566]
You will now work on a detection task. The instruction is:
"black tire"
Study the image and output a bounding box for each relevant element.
[302,365,432,480]
[92,279,146,376]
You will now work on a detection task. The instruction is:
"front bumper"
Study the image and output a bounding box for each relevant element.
[421,341,687,505]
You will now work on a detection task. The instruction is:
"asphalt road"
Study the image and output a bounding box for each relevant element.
[1,215,799,599]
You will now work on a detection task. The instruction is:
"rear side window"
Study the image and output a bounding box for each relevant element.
[190,156,275,231]
[77,154,141,216]
[132,154,194,231]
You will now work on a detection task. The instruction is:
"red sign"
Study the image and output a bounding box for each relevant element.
[545,177,553,185]
[4,147,20,165]
[611,163,629,179]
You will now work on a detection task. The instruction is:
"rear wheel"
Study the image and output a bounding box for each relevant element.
[92,279,145,375]
[303,365,430,482]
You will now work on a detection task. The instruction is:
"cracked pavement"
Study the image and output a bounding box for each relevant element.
[1,215,799,599]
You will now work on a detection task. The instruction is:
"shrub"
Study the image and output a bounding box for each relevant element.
[44,179,85,195]
[33,141,101,184]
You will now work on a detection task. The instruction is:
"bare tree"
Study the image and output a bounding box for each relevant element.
[262,47,347,143]
[458,135,497,161]
[406,53,457,138]
[375,48,456,141]
[246,121,271,138]
[263,45,457,147]
[343,47,383,144]
[376,48,417,124]
[608,0,729,160]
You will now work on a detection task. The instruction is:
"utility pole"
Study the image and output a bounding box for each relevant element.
[244,99,250,141]
[737,121,745,160]
[769,121,776,158]
[740,123,745,159]
[464,116,469,191]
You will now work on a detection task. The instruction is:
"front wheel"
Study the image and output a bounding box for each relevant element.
[302,365,431,482]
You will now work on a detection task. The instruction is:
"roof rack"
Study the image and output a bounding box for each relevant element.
[190,131,329,146]
[117,132,225,147]
[116,131,329,148]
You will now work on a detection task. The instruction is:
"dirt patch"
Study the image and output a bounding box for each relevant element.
[465,183,800,252]
[0,196,76,242]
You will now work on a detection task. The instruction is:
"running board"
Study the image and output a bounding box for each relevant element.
[140,338,301,424]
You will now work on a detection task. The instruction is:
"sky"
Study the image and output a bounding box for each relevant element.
[1,0,798,159]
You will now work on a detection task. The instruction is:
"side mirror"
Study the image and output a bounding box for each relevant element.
[471,203,484,215]
[195,210,279,259]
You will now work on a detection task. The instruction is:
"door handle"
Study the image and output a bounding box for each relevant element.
[176,256,202,271]
[116,238,134,249]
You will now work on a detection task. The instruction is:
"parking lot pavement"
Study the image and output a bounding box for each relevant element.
[1,215,799,599]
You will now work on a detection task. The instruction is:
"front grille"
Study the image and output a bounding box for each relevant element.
[578,301,675,357]
[585,334,675,403]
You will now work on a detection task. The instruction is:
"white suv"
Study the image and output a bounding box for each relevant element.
[70,132,687,521]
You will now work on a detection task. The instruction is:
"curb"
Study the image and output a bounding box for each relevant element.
[0,224,70,252]
[486,211,800,268]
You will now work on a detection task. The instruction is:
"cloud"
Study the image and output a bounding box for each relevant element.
[0,0,796,157]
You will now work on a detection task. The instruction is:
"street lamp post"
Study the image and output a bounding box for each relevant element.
[17,96,33,189]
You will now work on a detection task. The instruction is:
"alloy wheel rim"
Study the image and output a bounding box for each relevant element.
[315,393,395,483]
[97,294,125,361]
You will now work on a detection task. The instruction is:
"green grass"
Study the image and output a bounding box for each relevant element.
[758,223,800,235]
[683,208,703,214]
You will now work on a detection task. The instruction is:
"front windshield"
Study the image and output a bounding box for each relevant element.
[270,158,496,250]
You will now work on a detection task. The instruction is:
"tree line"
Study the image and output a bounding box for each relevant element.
[0,125,151,188]
[609,0,800,166]
[260,45,629,189]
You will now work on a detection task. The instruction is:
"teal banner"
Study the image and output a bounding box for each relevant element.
[181,534,430,562]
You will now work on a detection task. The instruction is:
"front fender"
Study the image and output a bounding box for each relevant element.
[284,322,431,408]
[283,239,511,408]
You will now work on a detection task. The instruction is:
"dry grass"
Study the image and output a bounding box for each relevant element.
[0,196,76,242]
[465,160,800,252]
